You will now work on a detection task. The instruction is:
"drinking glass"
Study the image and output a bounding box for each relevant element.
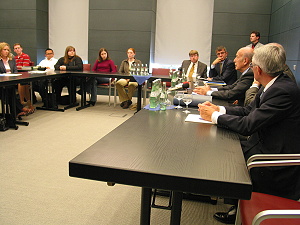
[174,91,184,109]
[182,94,192,113]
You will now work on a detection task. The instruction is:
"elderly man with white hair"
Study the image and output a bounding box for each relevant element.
[198,44,300,224]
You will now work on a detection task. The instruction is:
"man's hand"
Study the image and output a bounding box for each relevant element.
[198,105,216,122]
[212,57,222,66]
[252,79,261,86]
[193,85,211,95]
[198,101,220,111]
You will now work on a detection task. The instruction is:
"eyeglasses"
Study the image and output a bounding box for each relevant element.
[249,62,257,68]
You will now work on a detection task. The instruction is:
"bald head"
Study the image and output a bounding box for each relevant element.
[233,47,254,72]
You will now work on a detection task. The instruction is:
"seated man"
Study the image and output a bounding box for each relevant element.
[32,48,58,105]
[180,50,207,82]
[198,44,300,224]
[244,43,296,106]
[194,47,254,106]
[208,46,237,85]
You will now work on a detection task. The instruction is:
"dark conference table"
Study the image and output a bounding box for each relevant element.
[69,108,252,225]
[0,71,169,110]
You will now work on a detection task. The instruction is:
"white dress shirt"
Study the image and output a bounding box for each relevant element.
[38,57,58,70]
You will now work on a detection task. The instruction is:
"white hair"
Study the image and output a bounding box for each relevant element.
[252,45,286,76]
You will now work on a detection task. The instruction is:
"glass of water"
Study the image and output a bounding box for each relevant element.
[182,94,192,113]
[174,91,184,109]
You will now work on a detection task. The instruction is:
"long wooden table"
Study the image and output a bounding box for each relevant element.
[69,108,252,225]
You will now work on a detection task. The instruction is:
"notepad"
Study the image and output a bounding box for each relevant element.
[185,114,213,124]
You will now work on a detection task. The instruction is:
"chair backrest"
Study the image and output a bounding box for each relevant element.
[151,68,174,87]
[83,64,91,71]
[239,154,300,225]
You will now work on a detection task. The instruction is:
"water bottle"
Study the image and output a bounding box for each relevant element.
[160,82,167,110]
[136,63,141,75]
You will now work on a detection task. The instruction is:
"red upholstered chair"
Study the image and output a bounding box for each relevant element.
[237,154,300,225]
[83,64,91,71]
[98,65,118,106]
[151,68,173,87]
[143,68,174,105]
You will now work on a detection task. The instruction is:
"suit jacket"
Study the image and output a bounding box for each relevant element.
[212,68,254,105]
[244,64,296,106]
[181,60,207,78]
[209,58,237,85]
[0,58,18,73]
[246,42,264,50]
[218,73,300,200]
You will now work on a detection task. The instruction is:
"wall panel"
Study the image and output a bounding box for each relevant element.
[211,0,271,62]
[88,0,156,67]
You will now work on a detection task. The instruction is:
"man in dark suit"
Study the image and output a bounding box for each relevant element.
[180,50,207,82]
[199,45,300,224]
[208,46,237,85]
[244,43,296,106]
[194,47,254,106]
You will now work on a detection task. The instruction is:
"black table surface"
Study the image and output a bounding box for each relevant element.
[0,71,170,86]
[69,108,252,200]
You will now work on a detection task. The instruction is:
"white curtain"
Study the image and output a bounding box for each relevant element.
[49,0,89,63]
[49,0,213,66]
[154,0,214,68]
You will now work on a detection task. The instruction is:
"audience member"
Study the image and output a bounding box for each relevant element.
[180,50,207,82]
[246,31,264,49]
[38,48,58,70]
[208,46,237,85]
[198,45,300,224]
[13,43,35,113]
[116,48,142,109]
[244,43,296,106]
[82,48,117,106]
[32,48,58,105]
[194,47,254,106]
[53,46,83,104]
[0,42,32,116]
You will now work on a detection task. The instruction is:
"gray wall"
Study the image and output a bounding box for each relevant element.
[0,0,48,65]
[269,0,300,84]
[88,0,157,69]
[211,0,271,61]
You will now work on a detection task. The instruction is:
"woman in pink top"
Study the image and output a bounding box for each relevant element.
[84,48,116,106]
[93,48,117,84]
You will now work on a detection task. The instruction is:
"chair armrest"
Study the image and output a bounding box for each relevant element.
[247,159,300,171]
[253,210,300,225]
[247,154,300,165]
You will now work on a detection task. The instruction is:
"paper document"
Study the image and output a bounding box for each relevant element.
[0,73,22,76]
[29,71,47,74]
[185,114,213,124]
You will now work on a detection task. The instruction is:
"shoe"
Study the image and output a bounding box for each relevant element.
[87,101,96,106]
[76,89,83,95]
[122,100,132,109]
[213,206,236,224]
[120,101,126,107]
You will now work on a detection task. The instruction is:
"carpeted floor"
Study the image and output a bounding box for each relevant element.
[0,94,229,225]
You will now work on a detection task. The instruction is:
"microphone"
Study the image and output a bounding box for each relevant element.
[182,82,189,89]
[168,82,189,91]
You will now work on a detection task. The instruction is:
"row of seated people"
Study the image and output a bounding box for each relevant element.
[0,30,258,115]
